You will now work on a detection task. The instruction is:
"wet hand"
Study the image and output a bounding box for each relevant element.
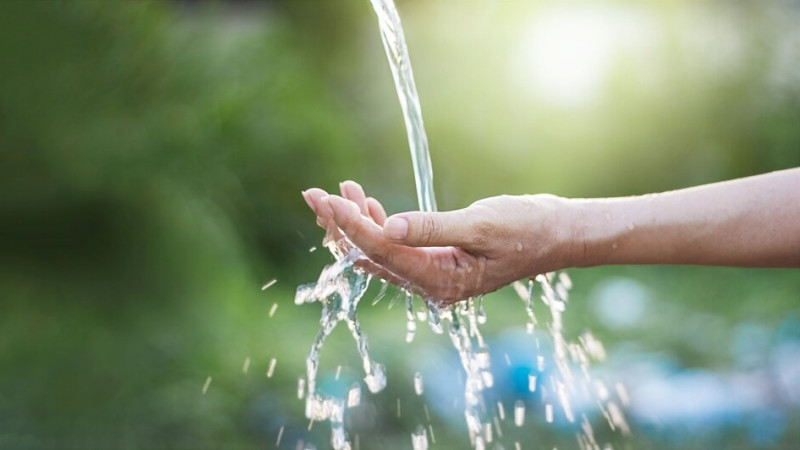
[302,181,572,303]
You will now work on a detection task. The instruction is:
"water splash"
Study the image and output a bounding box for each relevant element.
[293,0,630,447]
[294,246,385,449]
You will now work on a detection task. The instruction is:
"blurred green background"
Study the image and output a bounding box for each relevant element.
[0,0,798,449]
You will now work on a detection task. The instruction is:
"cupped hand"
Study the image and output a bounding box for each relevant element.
[302,181,573,303]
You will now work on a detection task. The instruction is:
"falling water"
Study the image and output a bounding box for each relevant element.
[368,0,436,213]
[294,0,630,448]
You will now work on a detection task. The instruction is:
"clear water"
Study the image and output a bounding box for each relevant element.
[294,0,630,448]
[369,0,436,213]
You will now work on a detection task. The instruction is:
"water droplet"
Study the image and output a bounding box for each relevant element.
[411,425,428,450]
[515,242,524,252]
[261,279,277,290]
[528,374,537,392]
[477,303,487,325]
[297,377,306,399]
[276,426,284,446]
[202,376,212,395]
[414,372,424,395]
[607,401,630,435]
[497,401,506,420]
[267,358,277,378]
[493,417,503,438]
[309,246,317,252]
[347,383,361,408]
[242,357,251,374]
[364,362,386,393]
[428,424,436,444]
[514,400,525,427]
[269,303,278,317]
[545,403,553,423]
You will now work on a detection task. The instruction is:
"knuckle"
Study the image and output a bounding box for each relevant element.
[368,247,394,267]
[470,219,493,249]
[419,216,442,245]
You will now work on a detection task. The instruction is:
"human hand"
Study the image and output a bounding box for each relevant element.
[302,181,573,303]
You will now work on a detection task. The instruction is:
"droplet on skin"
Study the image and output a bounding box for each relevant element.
[611,242,618,249]
[515,242,523,252]
[202,376,212,394]
[267,358,277,378]
[627,223,635,231]
[261,279,277,290]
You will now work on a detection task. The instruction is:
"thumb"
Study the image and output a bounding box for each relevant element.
[383,210,475,247]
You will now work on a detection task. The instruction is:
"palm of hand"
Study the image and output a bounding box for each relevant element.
[303,182,565,303]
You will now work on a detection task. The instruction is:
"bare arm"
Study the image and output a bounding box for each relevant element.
[568,168,800,268]
[303,168,799,303]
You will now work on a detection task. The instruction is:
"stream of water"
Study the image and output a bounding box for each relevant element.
[294,1,630,448]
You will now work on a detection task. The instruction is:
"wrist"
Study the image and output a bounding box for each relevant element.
[562,198,615,268]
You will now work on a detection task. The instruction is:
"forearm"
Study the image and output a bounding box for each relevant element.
[565,168,800,268]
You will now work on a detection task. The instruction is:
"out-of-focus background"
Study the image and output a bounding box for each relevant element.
[0,0,798,448]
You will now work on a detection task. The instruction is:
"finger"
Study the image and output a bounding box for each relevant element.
[326,195,433,281]
[314,194,409,286]
[304,188,333,228]
[383,210,478,248]
[366,197,388,226]
[301,190,317,214]
[340,180,370,217]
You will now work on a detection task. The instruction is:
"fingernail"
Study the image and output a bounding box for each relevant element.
[384,217,408,240]
[301,190,316,213]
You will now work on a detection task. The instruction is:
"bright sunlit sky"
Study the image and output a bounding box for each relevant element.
[511,5,659,106]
